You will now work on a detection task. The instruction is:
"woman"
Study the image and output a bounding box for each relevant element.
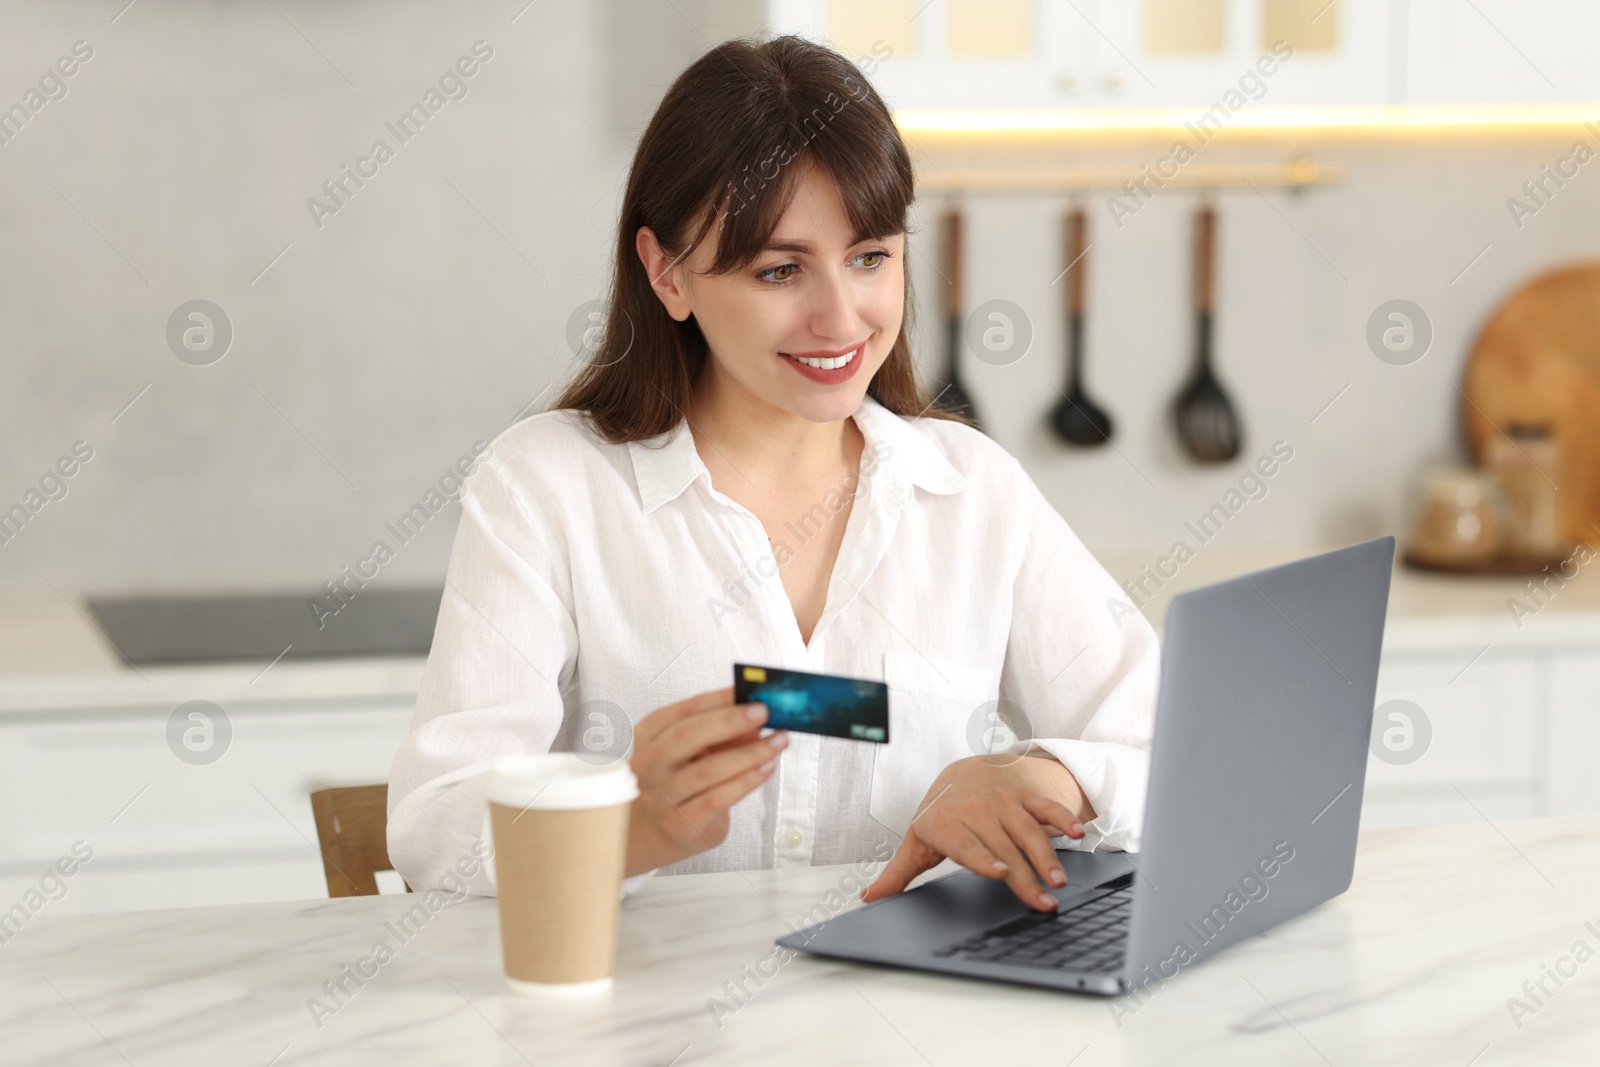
[387,35,1159,914]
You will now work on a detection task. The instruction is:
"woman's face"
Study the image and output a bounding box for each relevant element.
[639,163,905,426]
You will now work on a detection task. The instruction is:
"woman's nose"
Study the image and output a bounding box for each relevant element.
[807,268,865,343]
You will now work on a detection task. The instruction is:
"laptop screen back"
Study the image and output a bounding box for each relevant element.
[1120,536,1395,993]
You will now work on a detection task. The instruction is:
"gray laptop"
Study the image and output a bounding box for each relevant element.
[776,535,1395,995]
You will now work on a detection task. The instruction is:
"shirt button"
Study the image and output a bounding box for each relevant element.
[786,829,803,848]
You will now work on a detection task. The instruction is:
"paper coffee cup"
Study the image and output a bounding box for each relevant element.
[487,753,638,997]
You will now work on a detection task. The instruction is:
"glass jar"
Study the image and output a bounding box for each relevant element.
[1406,469,1507,566]
[1483,423,1564,558]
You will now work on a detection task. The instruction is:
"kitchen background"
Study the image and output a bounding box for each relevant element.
[3,0,1599,914]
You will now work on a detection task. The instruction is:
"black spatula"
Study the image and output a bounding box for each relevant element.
[1050,207,1114,447]
[1173,204,1242,463]
[936,207,980,429]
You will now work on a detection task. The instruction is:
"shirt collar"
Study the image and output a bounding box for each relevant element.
[627,418,702,515]
[627,393,971,515]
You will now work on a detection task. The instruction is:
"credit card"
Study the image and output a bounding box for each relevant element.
[733,663,889,743]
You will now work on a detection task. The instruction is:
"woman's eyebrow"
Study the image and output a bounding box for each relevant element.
[762,231,898,255]
[763,238,815,254]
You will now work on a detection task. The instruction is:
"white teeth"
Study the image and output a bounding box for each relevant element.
[788,347,860,370]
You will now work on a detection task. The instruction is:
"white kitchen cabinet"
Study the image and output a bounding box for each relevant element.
[1360,640,1600,830]
[1548,649,1600,817]
[1361,647,1546,829]
[0,697,414,915]
[1402,0,1600,104]
[766,0,1092,111]
[1095,0,1395,109]
[1367,649,1541,786]
[770,0,1597,112]
[772,0,1390,110]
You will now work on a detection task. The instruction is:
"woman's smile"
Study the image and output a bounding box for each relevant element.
[778,338,869,383]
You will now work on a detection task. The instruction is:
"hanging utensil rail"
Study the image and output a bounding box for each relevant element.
[918,158,1341,193]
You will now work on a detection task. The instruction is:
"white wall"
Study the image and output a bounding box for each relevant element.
[944,136,1600,565]
[1,0,1595,596]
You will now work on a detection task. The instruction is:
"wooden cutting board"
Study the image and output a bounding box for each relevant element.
[1461,263,1600,546]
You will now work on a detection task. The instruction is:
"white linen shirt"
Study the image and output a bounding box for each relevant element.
[387,393,1161,899]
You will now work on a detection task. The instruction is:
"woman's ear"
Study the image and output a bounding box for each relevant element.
[635,226,693,322]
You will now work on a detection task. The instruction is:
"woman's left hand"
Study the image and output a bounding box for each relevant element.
[861,754,1096,912]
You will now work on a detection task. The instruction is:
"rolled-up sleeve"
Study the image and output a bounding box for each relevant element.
[386,453,659,900]
[995,459,1161,853]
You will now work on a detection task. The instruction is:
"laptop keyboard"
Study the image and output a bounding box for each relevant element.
[931,880,1133,973]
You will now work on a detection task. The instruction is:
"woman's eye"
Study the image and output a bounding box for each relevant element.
[756,250,892,284]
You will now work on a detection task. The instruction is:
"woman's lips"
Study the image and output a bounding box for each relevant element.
[778,345,864,385]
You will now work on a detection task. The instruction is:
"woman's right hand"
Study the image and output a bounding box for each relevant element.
[624,685,787,877]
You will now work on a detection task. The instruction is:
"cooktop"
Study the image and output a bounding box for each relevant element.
[86,587,443,666]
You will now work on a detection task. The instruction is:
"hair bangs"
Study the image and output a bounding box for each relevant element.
[693,94,914,277]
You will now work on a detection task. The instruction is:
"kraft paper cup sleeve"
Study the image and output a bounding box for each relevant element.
[483,751,640,890]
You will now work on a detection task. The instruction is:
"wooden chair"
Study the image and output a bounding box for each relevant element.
[309,784,411,897]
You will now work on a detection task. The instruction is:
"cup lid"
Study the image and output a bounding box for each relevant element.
[488,752,638,811]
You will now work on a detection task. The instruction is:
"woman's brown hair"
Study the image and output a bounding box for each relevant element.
[554,33,973,443]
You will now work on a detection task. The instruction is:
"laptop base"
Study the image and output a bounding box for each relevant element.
[774,849,1137,996]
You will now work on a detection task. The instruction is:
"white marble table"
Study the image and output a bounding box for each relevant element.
[6,815,1599,1066]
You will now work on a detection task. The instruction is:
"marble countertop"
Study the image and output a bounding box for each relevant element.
[4,542,1597,712]
[0,652,426,718]
[6,814,1599,1065]
[1099,543,1600,651]
[0,588,425,714]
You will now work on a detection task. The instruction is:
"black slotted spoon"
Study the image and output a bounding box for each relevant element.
[1050,207,1114,446]
[1173,203,1243,463]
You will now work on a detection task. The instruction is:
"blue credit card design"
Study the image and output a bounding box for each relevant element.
[733,663,889,743]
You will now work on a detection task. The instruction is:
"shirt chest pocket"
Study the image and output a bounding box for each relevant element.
[868,650,1000,838]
